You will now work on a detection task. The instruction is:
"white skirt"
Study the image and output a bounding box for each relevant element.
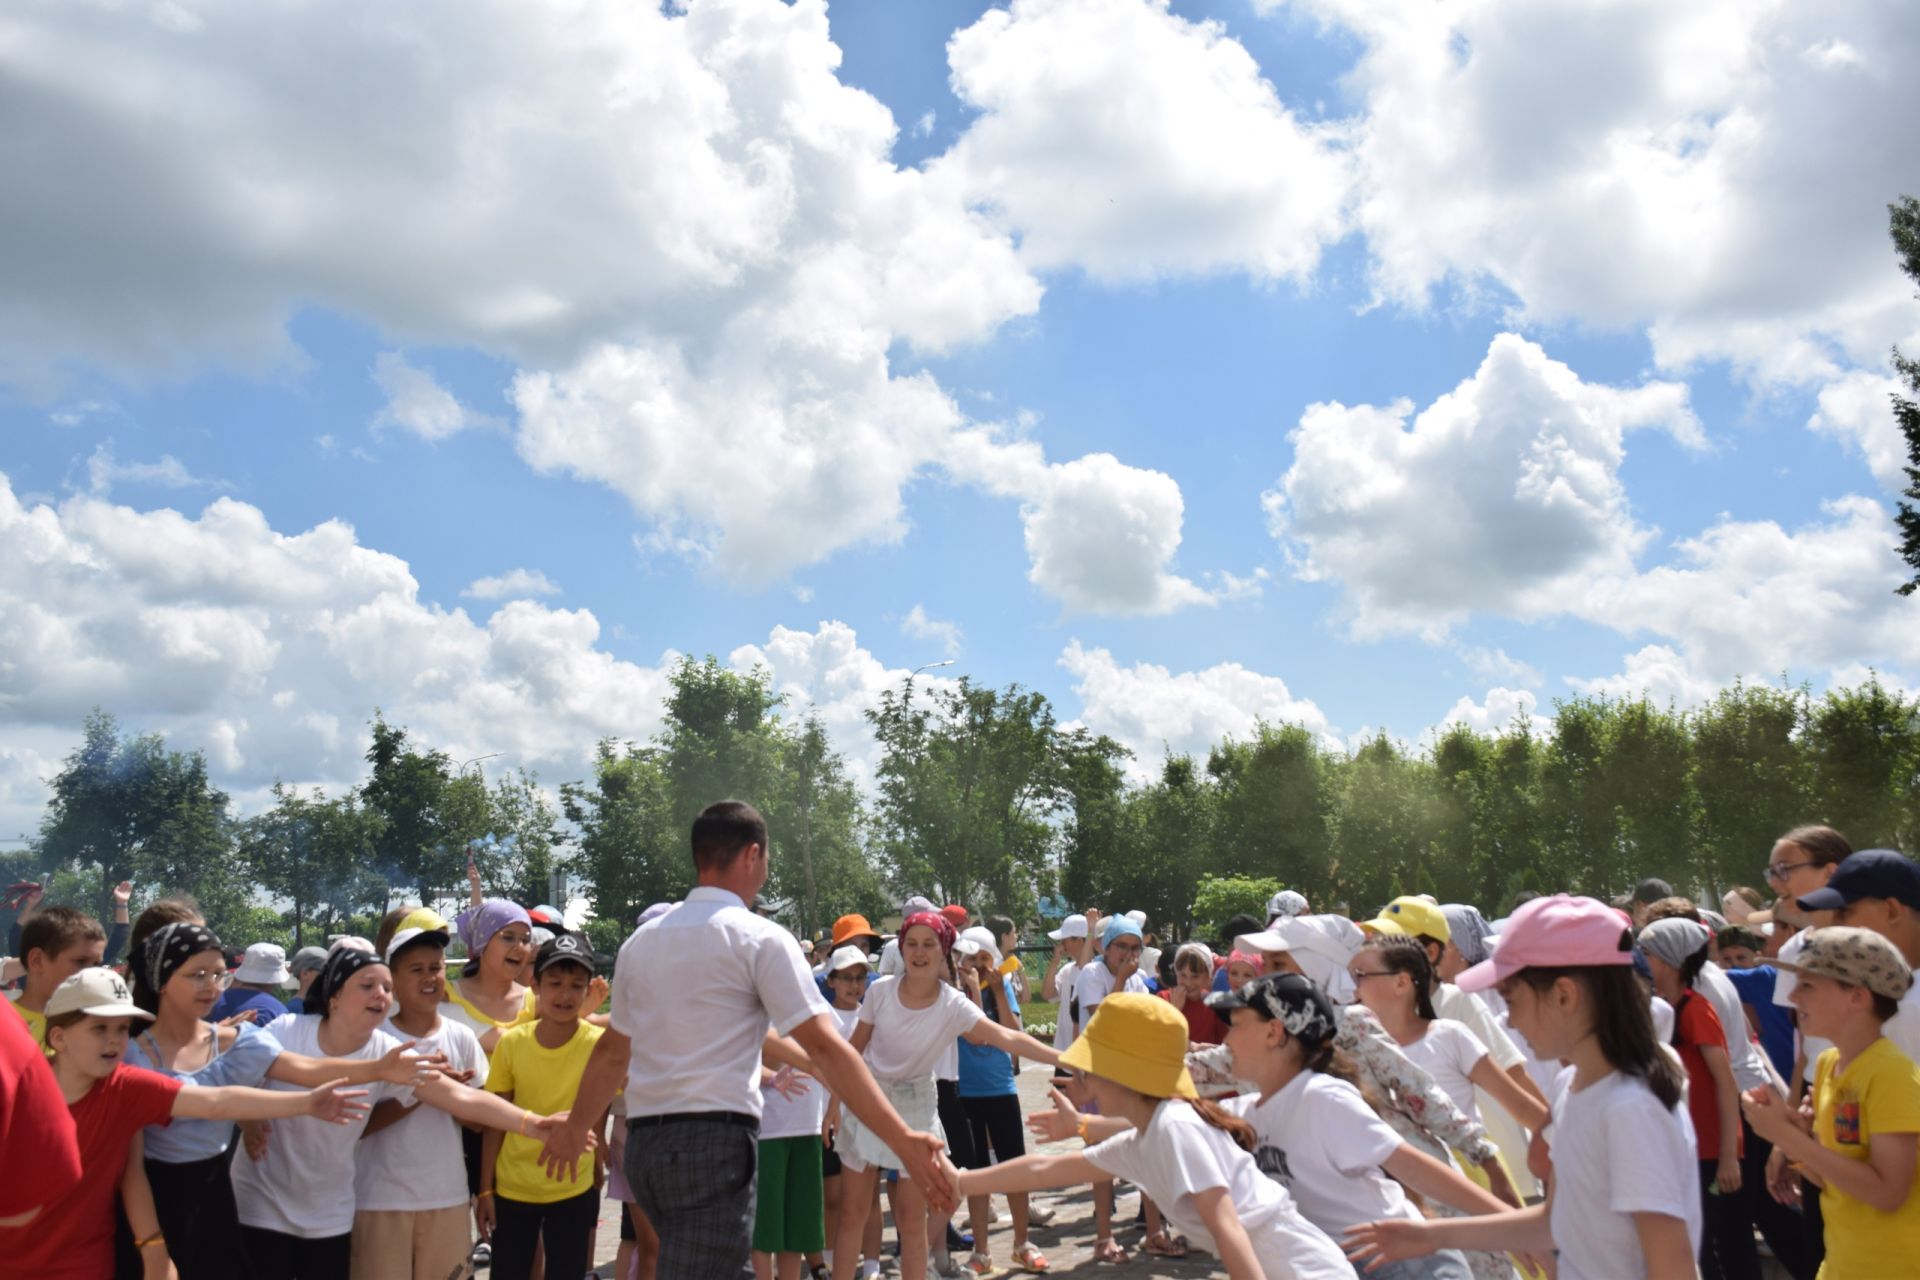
[838,1075,944,1177]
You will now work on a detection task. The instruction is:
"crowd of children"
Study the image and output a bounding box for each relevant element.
[6,819,1920,1280]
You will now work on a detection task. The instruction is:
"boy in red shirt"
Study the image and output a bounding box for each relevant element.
[0,967,369,1280]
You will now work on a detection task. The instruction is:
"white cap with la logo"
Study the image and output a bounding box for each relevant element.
[44,966,154,1020]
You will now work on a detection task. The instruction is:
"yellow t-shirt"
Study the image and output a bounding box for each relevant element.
[486,1019,604,1204]
[442,982,537,1055]
[7,995,49,1056]
[1812,1036,1920,1277]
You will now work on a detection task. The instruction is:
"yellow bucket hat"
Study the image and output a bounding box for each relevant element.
[1362,896,1449,943]
[1057,993,1197,1100]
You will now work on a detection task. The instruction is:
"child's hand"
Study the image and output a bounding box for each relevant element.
[1345,1217,1436,1268]
[378,1041,449,1086]
[218,1009,260,1029]
[769,1066,811,1101]
[1764,1147,1803,1206]
[1026,1085,1082,1144]
[112,880,133,907]
[240,1120,271,1162]
[587,975,611,1011]
[1741,1086,1791,1144]
[1166,985,1188,1009]
[960,966,982,1000]
[306,1079,372,1125]
[474,1192,495,1240]
[1714,1154,1742,1195]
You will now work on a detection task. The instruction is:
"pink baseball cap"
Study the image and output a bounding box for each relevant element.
[1455,894,1635,992]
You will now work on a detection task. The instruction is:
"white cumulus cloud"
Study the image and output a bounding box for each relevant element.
[371,353,498,441]
[1265,332,1701,636]
[462,569,561,601]
[900,605,962,656]
[1058,640,1335,777]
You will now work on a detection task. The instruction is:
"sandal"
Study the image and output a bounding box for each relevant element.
[966,1252,995,1275]
[1143,1232,1189,1258]
[1091,1238,1131,1263]
[1013,1243,1050,1273]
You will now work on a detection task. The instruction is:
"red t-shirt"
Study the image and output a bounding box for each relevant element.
[0,1008,81,1218]
[1158,989,1226,1045]
[1672,992,1741,1161]
[0,1062,180,1280]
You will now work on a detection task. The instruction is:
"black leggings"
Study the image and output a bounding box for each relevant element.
[936,1078,976,1168]
[959,1093,1026,1170]
[1738,1122,1814,1280]
[490,1187,599,1280]
[150,1153,256,1279]
[1696,1160,1762,1280]
[239,1227,350,1280]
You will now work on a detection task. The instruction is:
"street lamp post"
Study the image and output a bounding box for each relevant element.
[903,659,954,708]
[458,753,502,776]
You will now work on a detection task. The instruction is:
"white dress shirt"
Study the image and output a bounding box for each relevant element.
[610,885,831,1119]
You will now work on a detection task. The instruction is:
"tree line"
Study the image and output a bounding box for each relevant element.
[5,665,1918,955]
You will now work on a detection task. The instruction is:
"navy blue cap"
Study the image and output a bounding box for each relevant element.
[1797,849,1920,912]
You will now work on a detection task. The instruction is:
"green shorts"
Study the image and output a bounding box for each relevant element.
[751,1134,826,1255]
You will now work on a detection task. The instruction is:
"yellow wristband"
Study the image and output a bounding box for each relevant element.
[1076,1115,1091,1143]
[518,1110,532,1136]
[136,1233,166,1250]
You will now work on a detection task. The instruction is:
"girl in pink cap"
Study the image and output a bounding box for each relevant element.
[1347,894,1701,1280]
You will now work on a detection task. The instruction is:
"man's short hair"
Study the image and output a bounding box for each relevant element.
[21,906,106,963]
[691,800,769,873]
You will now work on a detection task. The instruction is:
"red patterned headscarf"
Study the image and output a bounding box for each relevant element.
[900,911,957,955]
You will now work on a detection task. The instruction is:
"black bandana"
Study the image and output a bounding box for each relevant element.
[143,923,222,997]
[313,945,383,1015]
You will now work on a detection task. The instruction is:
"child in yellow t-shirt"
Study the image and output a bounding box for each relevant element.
[479,932,607,1280]
[1741,925,1920,1278]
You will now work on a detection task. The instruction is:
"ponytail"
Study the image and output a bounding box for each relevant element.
[1516,965,1685,1111]
[1186,1098,1258,1152]
[1370,936,1438,1021]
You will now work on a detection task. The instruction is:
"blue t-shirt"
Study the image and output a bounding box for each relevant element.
[210,987,287,1026]
[1211,966,1232,993]
[125,1022,286,1162]
[957,979,1019,1098]
[1724,965,1795,1083]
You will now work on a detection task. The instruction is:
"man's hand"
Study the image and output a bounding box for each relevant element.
[241,1120,271,1162]
[1026,1085,1082,1144]
[897,1130,957,1215]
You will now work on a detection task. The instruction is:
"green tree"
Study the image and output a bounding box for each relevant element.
[1328,733,1441,912]
[360,716,491,907]
[234,784,385,946]
[561,740,683,935]
[1690,682,1810,892]
[1887,196,1920,593]
[1207,723,1336,897]
[1058,731,1133,914]
[764,715,883,937]
[37,711,245,934]
[478,768,565,909]
[1804,676,1920,848]
[659,657,786,830]
[1190,874,1283,946]
[1603,697,1697,892]
[868,677,1068,918]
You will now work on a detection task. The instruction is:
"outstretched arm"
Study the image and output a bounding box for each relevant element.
[962,1017,1061,1069]
[172,1078,370,1125]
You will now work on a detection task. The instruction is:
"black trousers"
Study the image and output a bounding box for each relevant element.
[627,1117,759,1280]
[239,1226,350,1280]
[490,1187,600,1280]
[1696,1160,1762,1280]
[1738,1122,1814,1280]
[152,1153,256,1279]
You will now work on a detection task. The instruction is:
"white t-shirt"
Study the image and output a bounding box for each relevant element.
[1434,984,1523,1069]
[1225,1072,1418,1237]
[1546,1070,1702,1280]
[231,1014,416,1238]
[761,1067,829,1141]
[354,1016,488,1212]
[878,938,904,979]
[856,977,984,1082]
[609,886,831,1119]
[831,1005,861,1039]
[1651,995,1676,1047]
[1399,1019,1489,1120]
[1084,1098,1350,1280]
[1071,961,1148,1035]
[1050,961,1079,1051]
[1699,962,1773,1091]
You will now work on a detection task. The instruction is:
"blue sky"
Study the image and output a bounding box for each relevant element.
[1,0,1915,831]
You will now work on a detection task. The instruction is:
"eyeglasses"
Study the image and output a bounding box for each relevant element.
[179,969,232,989]
[1765,860,1813,883]
[1348,970,1396,982]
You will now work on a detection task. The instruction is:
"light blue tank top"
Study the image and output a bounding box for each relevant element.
[126,1021,286,1163]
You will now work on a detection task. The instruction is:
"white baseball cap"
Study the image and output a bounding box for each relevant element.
[386,923,453,963]
[45,967,153,1021]
[233,942,293,987]
[956,926,1003,966]
[826,945,873,973]
[1048,913,1089,941]
[1124,910,1149,929]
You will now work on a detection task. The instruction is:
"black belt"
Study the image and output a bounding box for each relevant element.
[630,1110,759,1131]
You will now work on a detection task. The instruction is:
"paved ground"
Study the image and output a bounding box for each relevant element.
[585,1064,1217,1278]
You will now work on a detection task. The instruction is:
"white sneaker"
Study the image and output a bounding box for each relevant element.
[1025,1199,1056,1227]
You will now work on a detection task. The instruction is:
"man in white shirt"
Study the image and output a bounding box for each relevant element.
[538,802,951,1277]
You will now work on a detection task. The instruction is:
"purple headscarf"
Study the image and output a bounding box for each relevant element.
[455,899,531,975]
